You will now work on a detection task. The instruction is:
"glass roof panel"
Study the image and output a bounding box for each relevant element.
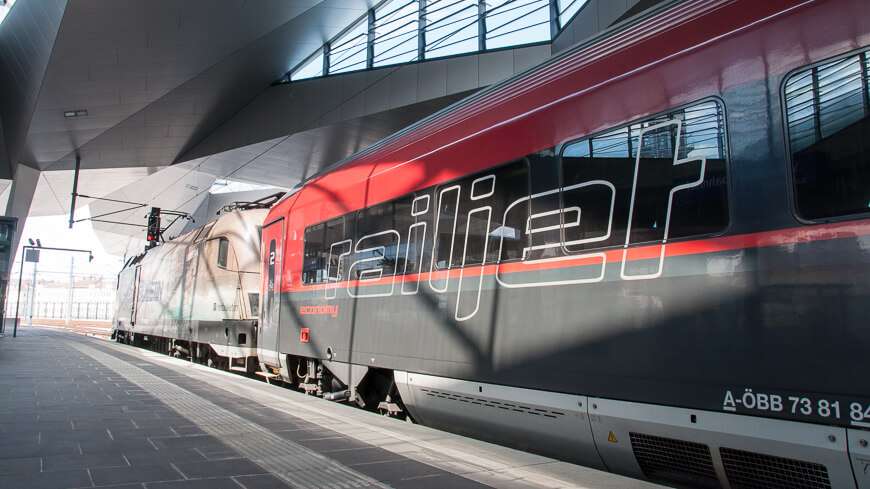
[373,0,419,67]
[286,0,597,82]
[291,50,324,81]
[484,0,550,51]
[424,0,479,59]
[329,18,369,74]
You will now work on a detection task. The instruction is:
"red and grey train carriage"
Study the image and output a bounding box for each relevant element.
[258,0,870,487]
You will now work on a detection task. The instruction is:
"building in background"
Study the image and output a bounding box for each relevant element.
[6,272,115,325]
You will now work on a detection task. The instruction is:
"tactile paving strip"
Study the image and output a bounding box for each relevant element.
[70,341,392,489]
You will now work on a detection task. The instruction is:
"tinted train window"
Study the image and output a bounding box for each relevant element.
[785,49,870,221]
[354,196,415,278]
[303,222,325,284]
[561,99,729,252]
[302,217,347,284]
[433,160,529,269]
[217,238,229,269]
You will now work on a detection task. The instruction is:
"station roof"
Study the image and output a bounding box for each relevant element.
[0,0,656,256]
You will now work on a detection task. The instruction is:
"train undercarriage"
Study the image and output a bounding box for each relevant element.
[111,329,259,375]
[265,355,410,420]
[113,329,410,421]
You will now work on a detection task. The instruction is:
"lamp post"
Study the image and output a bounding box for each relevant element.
[27,250,36,325]
[13,240,92,337]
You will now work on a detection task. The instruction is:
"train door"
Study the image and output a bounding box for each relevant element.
[130,265,141,326]
[259,218,284,367]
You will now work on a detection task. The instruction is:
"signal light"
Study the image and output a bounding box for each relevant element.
[146,207,161,249]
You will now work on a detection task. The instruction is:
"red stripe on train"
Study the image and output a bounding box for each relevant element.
[295,219,870,292]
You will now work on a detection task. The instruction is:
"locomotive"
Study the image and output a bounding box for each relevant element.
[114,206,269,373]
[255,0,870,487]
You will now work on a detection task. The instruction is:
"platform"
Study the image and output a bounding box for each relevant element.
[0,328,664,489]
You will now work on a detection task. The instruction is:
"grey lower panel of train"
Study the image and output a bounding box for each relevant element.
[395,370,870,489]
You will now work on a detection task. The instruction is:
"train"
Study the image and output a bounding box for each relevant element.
[113,0,870,486]
[114,205,268,373]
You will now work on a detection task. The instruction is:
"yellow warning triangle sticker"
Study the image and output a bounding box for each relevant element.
[608,431,618,443]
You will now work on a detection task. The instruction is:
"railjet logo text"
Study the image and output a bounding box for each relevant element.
[317,118,711,322]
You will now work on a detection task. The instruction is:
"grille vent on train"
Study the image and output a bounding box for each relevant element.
[629,432,722,489]
[418,388,565,418]
[720,447,832,489]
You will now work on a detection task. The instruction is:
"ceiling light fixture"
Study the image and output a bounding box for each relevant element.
[63,109,89,118]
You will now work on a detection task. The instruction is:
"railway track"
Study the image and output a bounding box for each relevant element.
[13,320,112,338]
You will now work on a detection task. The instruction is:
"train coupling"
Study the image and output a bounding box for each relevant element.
[323,389,350,401]
[299,382,320,396]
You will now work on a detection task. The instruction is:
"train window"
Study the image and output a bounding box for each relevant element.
[561,99,729,252]
[303,222,325,284]
[784,49,870,221]
[302,217,347,284]
[433,160,529,269]
[216,238,229,269]
[324,217,349,278]
[355,196,415,278]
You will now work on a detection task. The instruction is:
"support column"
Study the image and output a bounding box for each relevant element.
[5,163,39,262]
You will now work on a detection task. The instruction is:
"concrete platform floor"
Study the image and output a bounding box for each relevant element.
[0,327,664,489]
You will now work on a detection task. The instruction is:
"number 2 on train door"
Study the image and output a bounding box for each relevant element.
[260,218,284,365]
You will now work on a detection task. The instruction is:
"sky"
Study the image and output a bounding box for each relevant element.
[11,206,125,281]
